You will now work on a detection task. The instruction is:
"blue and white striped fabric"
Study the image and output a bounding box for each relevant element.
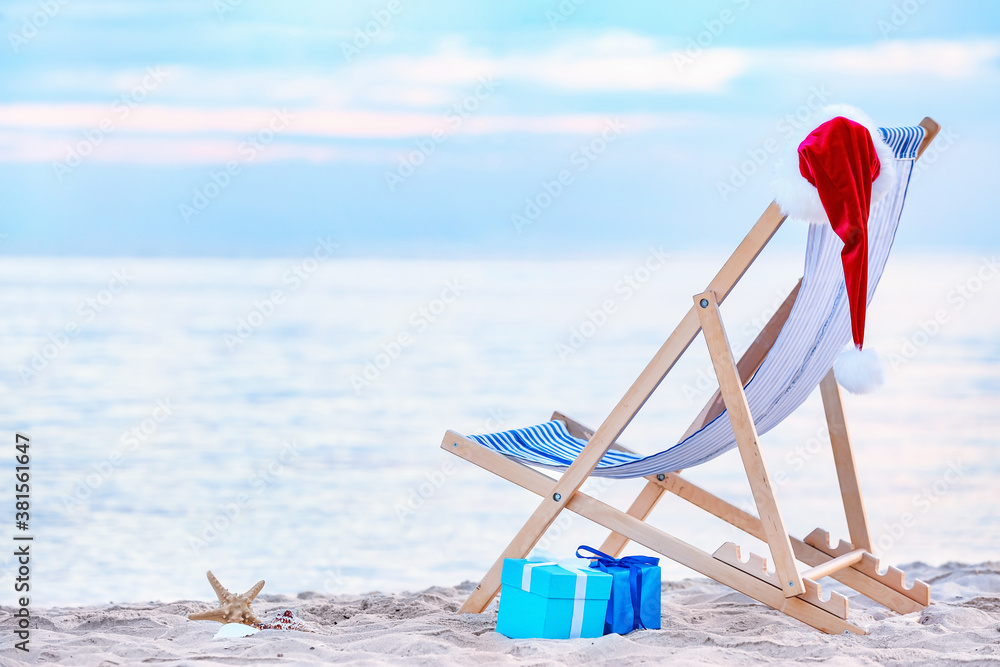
[877,126,925,159]
[468,419,640,467]
[466,126,925,479]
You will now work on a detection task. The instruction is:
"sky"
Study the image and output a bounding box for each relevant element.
[1,0,998,257]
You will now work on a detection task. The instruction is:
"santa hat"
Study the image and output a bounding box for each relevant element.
[772,105,895,394]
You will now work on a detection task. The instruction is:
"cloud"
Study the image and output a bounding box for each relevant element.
[754,39,1000,79]
[13,36,999,113]
[0,130,385,165]
[331,36,1000,102]
[0,103,698,164]
[341,31,750,96]
[0,103,694,138]
[2,32,996,165]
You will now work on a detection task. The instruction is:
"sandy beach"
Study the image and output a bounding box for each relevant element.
[3,561,998,666]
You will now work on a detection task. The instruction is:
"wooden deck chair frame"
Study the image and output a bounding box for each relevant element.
[442,118,940,634]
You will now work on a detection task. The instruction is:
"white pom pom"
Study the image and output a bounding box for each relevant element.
[833,347,885,394]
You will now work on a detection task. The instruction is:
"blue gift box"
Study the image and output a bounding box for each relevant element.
[496,558,613,639]
[576,546,661,634]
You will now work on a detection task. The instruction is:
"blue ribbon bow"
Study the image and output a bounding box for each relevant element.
[576,545,659,631]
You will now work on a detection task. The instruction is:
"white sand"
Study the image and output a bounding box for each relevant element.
[3,561,998,666]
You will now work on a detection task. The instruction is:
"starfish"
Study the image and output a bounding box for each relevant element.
[188,570,265,626]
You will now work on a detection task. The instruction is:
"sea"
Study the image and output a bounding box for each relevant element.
[1,250,997,606]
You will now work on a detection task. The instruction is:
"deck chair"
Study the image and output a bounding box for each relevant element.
[441,117,941,635]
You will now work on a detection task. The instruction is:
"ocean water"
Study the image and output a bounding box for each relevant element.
[1,250,998,606]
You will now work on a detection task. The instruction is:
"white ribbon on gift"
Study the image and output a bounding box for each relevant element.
[522,550,592,639]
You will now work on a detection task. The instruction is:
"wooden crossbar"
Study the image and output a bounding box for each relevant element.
[800,549,866,581]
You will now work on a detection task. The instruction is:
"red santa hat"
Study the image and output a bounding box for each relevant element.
[772,105,895,394]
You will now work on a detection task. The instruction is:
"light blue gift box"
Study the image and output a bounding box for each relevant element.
[496,558,613,639]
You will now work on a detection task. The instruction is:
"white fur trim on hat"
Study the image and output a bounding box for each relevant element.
[772,105,896,225]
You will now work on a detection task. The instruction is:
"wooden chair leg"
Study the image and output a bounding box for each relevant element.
[819,370,874,552]
[695,290,804,597]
